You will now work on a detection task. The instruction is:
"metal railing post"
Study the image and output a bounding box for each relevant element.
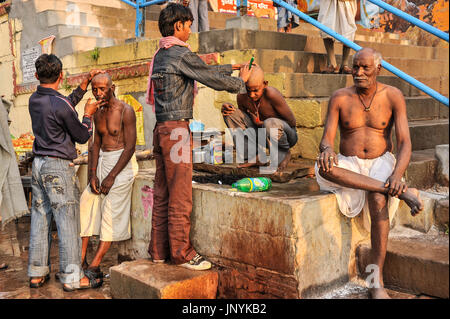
[135,0,145,38]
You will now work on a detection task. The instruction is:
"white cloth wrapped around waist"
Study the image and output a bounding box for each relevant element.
[315,152,400,232]
[80,149,138,241]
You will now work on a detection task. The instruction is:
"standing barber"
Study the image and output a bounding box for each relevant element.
[27,53,104,291]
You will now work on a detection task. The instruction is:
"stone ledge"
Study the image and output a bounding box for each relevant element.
[109,259,219,299]
[356,234,449,298]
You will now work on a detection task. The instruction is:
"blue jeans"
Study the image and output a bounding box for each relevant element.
[27,156,84,284]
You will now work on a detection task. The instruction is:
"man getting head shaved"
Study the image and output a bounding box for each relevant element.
[79,71,139,278]
[221,63,298,173]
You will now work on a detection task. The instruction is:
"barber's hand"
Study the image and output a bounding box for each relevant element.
[385,174,407,197]
[317,147,338,172]
[84,98,106,117]
[100,174,115,195]
[239,62,253,83]
[221,103,236,116]
[87,69,106,82]
[89,176,100,194]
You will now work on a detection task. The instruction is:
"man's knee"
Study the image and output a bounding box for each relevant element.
[368,192,389,220]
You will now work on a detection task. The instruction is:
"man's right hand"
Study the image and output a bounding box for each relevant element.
[317,147,338,172]
[89,175,100,194]
[84,98,105,117]
[221,103,236,116]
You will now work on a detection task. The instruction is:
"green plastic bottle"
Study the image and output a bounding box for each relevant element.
[232,177,272,192]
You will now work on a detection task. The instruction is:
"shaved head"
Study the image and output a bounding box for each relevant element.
[92,72,112,87]
[246,65,265,86]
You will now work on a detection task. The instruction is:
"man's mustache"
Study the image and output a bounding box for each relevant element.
[353,77,368,80]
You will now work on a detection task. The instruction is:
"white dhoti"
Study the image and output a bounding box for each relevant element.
[315,152,400,231]
[80,149,139,241]
[318,0,358,42]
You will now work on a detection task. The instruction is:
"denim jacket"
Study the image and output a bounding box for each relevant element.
[151,45,246,122]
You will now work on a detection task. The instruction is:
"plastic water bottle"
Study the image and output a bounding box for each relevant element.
[231,177,272,192]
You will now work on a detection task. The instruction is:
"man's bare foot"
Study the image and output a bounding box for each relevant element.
[237,156,265,168]
[398,188,424,216]
[278,150,291,172]
[369,287,391,299]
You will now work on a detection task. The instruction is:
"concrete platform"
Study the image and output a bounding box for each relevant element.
[109,259,219,299]
[356,229,449,299]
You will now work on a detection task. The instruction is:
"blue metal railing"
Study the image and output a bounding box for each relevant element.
[271,0,449,107]
[120,0,167,37]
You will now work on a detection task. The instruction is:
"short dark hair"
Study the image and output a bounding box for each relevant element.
[158,3,194,37]
[35,54,63,84]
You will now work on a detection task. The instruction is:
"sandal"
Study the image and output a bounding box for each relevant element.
[29,274,50,288]
[62,270,103,292]
[0,263,8,270]
[321,65,340,74]
[339,65,352,74]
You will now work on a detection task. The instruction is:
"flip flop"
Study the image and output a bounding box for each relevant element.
[86,267,103,279]
[0,263,8,270]
[29,274,50,288]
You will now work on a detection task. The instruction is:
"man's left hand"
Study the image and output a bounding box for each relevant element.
[100,174,115,195]
[385,174,407,197]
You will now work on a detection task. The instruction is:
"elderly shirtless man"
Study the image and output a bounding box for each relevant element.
[79,73,138,280]
[221,65,297,172]
[315,48,423,299]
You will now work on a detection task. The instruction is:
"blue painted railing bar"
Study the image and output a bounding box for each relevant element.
[271,0,449,107]
[139,0,169,8]
[367,0,449,42]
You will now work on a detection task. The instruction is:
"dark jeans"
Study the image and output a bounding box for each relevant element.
[148,121,197,264]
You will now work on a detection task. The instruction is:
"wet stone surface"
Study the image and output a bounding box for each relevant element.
[0,216,117,299]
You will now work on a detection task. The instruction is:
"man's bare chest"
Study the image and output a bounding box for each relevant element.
[96,108,124,137]
[339,101,393,131]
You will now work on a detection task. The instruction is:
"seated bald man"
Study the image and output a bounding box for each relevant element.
[315,48,423,299]
[221,64,298,172]
[79,73,138,279]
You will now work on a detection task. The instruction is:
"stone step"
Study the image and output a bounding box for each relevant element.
[302,36,448,61]
[109,259,219,299]
[33,0,130,14]
[206,12,414,45]
[406,149,439,190]
[434,198,449,232]
[56,25,130,40]
[57,36,119,57]
[198,29,308,54]
[220,48,448,77]
[409,119,449,151]
[356,230,449,298]
[261,73,448,99]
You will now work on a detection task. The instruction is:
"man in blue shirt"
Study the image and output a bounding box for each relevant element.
[27,53,104,291]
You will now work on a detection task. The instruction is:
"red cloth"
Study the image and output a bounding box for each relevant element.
[145,36,198,112]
